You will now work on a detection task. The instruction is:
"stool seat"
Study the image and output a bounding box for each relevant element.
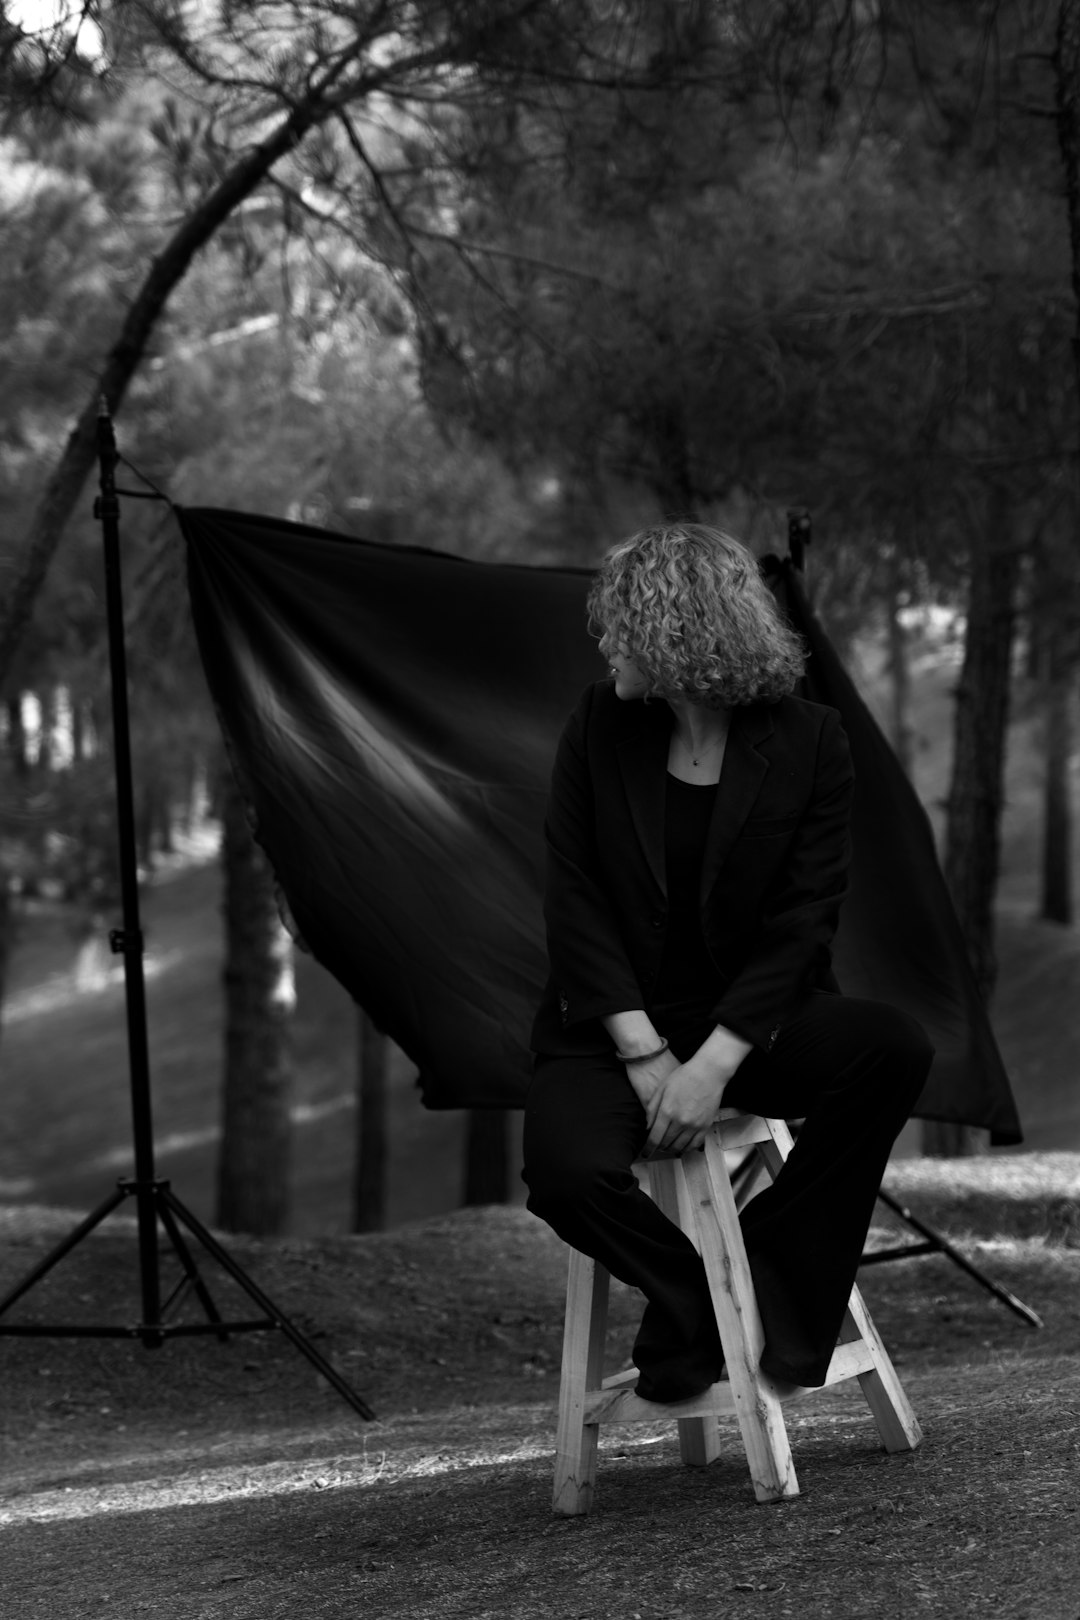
[552,1110,921,1513]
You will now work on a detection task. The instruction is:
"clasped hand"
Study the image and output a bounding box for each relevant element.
[641,1059,728,1158]
[623,1050,729,1159]
[624,1029,752,1159]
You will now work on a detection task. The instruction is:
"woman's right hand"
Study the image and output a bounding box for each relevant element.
[623,1045,680,1115]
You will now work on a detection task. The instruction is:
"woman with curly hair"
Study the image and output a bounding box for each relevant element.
[524,522,932,1403]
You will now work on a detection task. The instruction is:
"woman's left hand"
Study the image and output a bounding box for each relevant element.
[642,1025,753,1158]
[642,1059,727,1158]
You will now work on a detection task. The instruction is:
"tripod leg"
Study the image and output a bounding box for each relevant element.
[160,1187,376,1420]
[875,1190,1044,1329]
[0,1187,127,1320]
[155,1195,231,1342]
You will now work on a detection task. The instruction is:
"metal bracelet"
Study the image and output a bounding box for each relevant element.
[614,1036,670,1064]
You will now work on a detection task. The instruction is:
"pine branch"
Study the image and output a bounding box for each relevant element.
[0,39,385,686]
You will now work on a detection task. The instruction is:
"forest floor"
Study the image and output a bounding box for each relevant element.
[1,1168,1079,1620]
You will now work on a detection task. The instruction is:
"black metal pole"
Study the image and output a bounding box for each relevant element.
[95,400,163,1345]
[0,414,375,1417]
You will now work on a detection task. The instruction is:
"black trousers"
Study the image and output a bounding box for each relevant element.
[523,992,933,1389]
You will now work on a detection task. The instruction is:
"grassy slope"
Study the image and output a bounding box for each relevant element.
[0,862,494,1236]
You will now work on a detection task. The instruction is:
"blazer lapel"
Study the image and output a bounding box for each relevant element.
[699,704,774,904]
[616,706,671,897]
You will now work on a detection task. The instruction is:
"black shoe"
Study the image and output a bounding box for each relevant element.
[635,1361,726,1404]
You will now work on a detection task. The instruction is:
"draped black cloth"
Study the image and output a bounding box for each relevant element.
[763,556,1020,1144]
[181,508,1021,1143]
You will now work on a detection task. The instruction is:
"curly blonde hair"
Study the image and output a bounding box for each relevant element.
[587,523,806,707]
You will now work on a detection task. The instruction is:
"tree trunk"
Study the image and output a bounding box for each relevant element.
[641,399,699,518]
[352,1006,388,1232]
[943,518,1020,999]
[6,694,28,776]
[1050,0,1080,925]
[1041,635,1073,925]
[932,510,1021,1157]
[885,565,915,777]
[0,879,12,1054]
[71,696,86,763]
[155,791,175,855]
[0,48,378,689]
[136,785,156,873]
[215,770,295,1235]
[35,686,53,770]
[1057,0,1080,402]
[463,1109,511,1206]
[136,778,174,870]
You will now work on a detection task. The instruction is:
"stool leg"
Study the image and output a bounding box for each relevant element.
[553,1250,610,1515]
[683,1136,799,1503]
[844,1284,923,1452]
[760,1116,794,1173]
[758,1120,920,1453]
[645,1159,721,1470]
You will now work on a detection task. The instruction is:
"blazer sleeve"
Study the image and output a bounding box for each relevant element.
[543,688,646,1028]
[708,708,854,1050]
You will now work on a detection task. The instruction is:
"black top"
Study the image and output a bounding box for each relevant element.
[649,772,724,1040]
[531,678,856,1064]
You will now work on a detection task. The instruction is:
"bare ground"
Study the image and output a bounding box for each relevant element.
[1,1168,1079,1620]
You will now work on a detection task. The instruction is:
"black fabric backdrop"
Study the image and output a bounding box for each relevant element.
[180,507,1021,1144]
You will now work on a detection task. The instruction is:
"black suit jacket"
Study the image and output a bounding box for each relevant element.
[530,679,855,1058]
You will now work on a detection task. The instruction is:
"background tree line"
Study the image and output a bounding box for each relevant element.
[1,0,1079,1230]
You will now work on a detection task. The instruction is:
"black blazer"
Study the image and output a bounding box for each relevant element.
[530,679,855,1058]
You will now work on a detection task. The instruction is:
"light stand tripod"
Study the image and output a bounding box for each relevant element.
[0,403,375,1417]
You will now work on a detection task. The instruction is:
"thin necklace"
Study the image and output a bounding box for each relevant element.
[678,731,725,767]
[673,707,730,767]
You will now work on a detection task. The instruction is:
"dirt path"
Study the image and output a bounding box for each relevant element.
[2,1199,1079,1619]
[4,1364,1080,1620]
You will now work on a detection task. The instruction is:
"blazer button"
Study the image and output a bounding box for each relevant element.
[651,913,664,929]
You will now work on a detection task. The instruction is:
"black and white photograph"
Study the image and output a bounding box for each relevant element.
[0,3,1078,1616]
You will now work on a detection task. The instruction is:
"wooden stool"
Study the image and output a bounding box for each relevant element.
[552,1110,921,1513]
